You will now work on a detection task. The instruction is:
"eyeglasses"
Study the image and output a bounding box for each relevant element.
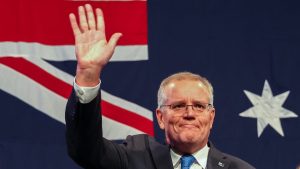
[160,102,213,113]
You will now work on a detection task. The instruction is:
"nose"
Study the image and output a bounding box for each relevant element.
[184,105,196,119]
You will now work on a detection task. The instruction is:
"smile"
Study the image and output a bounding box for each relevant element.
[179,124,198,128]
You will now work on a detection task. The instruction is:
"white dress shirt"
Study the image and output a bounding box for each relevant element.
[73,78,100,104]
[170,145,209,169]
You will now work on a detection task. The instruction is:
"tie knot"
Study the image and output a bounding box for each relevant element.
[181,155,196,169]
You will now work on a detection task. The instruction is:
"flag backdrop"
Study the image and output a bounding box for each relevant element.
[0,0,300,169]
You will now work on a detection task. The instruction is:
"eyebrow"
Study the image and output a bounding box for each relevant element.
[168,100,208,104]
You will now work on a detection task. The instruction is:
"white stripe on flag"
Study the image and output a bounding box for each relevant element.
[25,57,74,85]
[102,116,144,140]
[0,64,67,124]
[101,90,153,121]
[0,42,148,61]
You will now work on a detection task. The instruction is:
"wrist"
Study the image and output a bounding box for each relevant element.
[75,68,101,87]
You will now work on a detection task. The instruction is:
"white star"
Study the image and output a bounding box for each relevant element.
[239,80,298,137]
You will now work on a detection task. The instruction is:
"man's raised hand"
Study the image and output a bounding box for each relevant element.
[69,4,122,86]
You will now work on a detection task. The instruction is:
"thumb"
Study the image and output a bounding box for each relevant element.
[107,33,122,50]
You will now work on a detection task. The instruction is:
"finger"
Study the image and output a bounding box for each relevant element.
[99,33,122,63]
[85,4,96,30]
[78,5,88,32]
[96,8,105,33]
[69,13,81,36]
[107,33,122,50]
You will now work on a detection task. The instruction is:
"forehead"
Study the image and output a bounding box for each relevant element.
[164,80,210,102]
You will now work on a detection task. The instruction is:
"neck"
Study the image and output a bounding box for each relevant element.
[170,141,207,155]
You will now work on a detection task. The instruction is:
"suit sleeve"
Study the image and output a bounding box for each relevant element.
[65,89,128,169]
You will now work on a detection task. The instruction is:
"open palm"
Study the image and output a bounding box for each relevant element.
[69,4,121,86]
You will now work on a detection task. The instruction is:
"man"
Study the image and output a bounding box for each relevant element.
[65,4,255,169]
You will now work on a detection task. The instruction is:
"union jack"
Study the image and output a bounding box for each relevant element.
[0,0,153,141]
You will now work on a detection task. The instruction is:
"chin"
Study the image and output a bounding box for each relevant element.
[179,133,200,143]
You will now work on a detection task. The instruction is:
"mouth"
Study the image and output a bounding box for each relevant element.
[179,124,198,129]
[173,123,200,133]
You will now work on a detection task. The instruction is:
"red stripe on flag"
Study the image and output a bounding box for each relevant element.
[101,100,154,136]
[0,1,147,45]
[0,57,72,98]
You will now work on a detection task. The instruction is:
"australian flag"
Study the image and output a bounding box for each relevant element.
[0,0,299,169]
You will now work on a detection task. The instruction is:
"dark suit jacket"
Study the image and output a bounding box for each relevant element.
[65,90,255,169]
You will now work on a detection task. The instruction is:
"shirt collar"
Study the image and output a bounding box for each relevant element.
[170,144,210,169]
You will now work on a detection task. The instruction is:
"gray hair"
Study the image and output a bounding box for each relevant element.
[157,72,214,108]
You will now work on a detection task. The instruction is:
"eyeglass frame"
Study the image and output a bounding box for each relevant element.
[159,102,213,113]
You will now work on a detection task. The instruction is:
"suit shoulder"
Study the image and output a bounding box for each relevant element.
[208,142,256,169]
[223,153,256,169]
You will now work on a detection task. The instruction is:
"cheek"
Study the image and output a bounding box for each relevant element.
[160,115,172,130]
[165,116,181,133]
[198,115,214,130]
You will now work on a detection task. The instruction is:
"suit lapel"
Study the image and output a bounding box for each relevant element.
[206,141,231,169]
[148,137,173,169]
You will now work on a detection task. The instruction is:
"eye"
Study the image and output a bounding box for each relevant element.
[171,103,186,110]
[193,103,206,110]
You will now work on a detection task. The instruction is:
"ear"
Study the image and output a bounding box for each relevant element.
[156,108,165,130]
[209,107,215,129]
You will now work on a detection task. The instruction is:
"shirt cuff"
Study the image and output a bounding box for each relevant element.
[73,78,101,104]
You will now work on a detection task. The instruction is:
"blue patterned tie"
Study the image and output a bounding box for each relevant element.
[181,155,196,169]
